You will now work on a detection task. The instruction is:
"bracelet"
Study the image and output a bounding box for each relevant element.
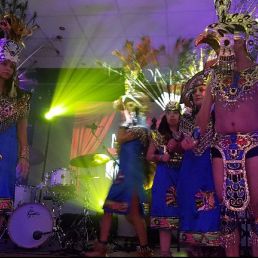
[192,126,201,140]
[19,145,30,161]
[19,156,29,162]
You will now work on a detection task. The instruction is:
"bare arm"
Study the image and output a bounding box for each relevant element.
[16,118,30,177]
[17,118,29,151]
[196,84,214,134]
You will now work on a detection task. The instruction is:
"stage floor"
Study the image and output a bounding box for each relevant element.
[0,237,228,257]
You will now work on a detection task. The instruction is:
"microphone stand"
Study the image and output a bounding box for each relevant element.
[38,120,52,203]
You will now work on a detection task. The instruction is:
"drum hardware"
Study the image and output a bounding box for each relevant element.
[39,168,76,204]
[0,212,9,242]
[33,230,52,240]
[2,165,98,251]
[7,203,54,249]
[58,207,95,252]
[14,184,37,209]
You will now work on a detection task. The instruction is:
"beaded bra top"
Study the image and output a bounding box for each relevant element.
[0,94,30,132]
[211,64,258,110]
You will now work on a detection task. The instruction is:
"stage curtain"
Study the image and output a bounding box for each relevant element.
[70,112,115,159]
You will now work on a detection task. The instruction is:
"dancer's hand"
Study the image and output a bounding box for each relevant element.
[181,136,197,150]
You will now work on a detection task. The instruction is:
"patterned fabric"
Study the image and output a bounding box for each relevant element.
[179,113,214,156]
[150,217,179,230]
[103,138,147,215]
[177,148,221,245]
[211,64,258,110]
[0,198,13,212]
[0,39,22,64]
[0,95,30,133]
[150,163,180,230]
[195,191,216,211]
[214,132,258,211]
[180,231,221,246]
[166,186,177,207]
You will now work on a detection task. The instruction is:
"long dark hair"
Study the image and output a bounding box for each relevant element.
[2,75,29,99]
[158,114,174,142]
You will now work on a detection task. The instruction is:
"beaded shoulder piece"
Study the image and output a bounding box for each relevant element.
[150,129,166,149]
[211,64,258,109]
[180,113,214,156]
[0,94,30,132]
[127,126,149,147]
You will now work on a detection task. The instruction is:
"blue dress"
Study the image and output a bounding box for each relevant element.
[0,94,30,210]
[150,162,180,230]
[0,125,18,199]
[103,135,148,215]
[177,114,221,246]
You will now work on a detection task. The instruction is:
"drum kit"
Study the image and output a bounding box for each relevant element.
[0,153,111,251]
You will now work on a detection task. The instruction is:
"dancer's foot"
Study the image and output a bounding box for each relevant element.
[81,241,107,257]
[137,245,154,257]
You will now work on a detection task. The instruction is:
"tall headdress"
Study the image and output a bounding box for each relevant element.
[0,0,37,97]
[165,100,182,113]
[181,69,211,108]
[195,0,258,72]
[0,0,37,65]
[112,37,205,112]
[101,37,213,115]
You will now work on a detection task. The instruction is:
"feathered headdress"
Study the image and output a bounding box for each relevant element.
[0,0,37,64]
[195,0,258,62]
[181,69,211,108]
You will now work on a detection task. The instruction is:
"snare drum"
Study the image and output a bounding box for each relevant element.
[14,185,36,209]
[47,168,75,187]
[8,203,53,249]
[45,168,76,200]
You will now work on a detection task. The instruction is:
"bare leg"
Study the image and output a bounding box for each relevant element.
[82,212,112,257]
[246,156,258,257]
[99,212,112,242]
[127,194,148,246]
[159,229,171,256]
[212,157,224,203]
[213,157,240,257]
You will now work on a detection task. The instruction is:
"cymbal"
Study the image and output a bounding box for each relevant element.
[70,153,110,168]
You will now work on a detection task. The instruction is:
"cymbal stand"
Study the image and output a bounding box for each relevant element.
[72,192,97,251]
[45,194,69,250]
[91,129,120,169]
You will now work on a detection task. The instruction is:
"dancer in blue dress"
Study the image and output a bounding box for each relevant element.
[147,101,183,257]
[177,71,221,253]
[0,1,36,230]
[83,92,153,257]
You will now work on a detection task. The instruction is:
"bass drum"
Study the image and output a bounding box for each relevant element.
[7,203,53,249]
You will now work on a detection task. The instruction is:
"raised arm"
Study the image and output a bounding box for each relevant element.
[196,84,214,134]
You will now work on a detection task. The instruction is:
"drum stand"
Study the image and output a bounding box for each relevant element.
[60,196,97,252]
[42,196,69,250]
[0,213,8,242]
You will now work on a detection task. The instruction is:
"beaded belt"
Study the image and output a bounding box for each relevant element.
[214,132,258,212]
